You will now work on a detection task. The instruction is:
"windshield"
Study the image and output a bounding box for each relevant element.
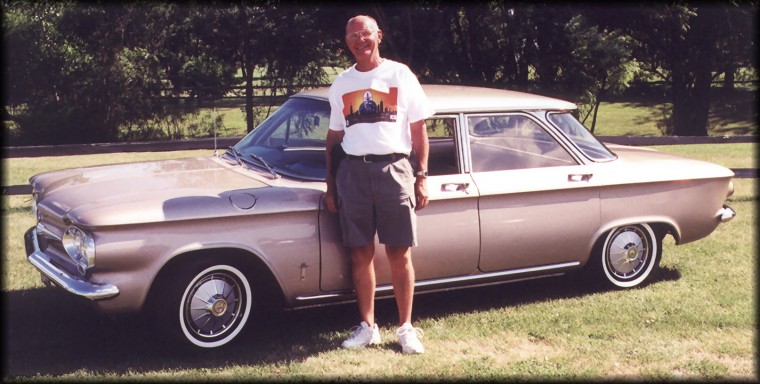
[547,112,616,162]
[232,97,330,181]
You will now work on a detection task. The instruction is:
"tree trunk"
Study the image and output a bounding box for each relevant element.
[671,6,716,137]
[590,99,601,134]
[723,63,736,90]
[244,58,254,133]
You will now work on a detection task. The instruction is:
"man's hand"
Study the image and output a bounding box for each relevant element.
[414,177,428,211]
[325,187,339,213]
[410,119,429,211]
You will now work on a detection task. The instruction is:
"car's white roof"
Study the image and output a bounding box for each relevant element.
[295,84,577,113]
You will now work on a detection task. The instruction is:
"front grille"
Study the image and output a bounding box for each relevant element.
[34,207,80,277]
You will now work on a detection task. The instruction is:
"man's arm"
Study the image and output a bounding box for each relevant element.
[325,129,345,213]
[410,119,429,211]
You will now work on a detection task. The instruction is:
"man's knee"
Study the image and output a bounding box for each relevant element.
[351,243,375,264]
[385,245,411,263]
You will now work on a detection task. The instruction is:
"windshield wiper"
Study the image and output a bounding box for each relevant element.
[250,153,280,179]
[226,146,243,166]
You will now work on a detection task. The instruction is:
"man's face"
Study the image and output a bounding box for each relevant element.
[345,17,382,61]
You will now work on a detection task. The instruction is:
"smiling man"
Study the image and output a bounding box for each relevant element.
[325,15,434,354]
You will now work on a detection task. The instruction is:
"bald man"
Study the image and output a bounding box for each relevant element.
[325,15,434,354]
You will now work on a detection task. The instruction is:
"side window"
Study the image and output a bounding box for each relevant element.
[425,116,459,176]
[468,114,576,172]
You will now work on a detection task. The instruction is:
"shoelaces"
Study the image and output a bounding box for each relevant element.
[346,325,369,341]
[397,325,424,339]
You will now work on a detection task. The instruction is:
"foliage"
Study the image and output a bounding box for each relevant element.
[586,2,757,136]
[564,15,638,132]
[2,2,757,144]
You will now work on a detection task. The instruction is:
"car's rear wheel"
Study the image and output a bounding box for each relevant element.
[599,223,661,288]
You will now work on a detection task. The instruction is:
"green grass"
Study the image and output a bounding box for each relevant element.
[2,180,755,380]
[593,102,669,136]
[645,143,757,169]
[588,100,757,137]
[2,146,756,380]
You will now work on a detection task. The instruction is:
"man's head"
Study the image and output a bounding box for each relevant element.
[345,15,383,65]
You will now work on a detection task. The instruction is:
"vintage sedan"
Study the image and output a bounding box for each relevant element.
[24,85,736,348]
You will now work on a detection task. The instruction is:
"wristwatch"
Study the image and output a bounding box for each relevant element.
[415,170,429,178]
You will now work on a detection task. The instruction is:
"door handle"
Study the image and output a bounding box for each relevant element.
[568,174,593,182]
[441,183,470,194]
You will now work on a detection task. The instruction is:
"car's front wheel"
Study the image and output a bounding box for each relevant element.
[598,223,661,288]
[155,261,253,348]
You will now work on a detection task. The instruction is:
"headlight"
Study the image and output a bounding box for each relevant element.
[62,226,96,276]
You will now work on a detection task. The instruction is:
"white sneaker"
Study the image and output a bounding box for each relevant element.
[396,322,425,354]
[341,321,381,349]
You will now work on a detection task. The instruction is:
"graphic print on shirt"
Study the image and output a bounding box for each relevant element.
[342,87,398,128]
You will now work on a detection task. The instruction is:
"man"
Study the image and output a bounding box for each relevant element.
[325,15,434,355]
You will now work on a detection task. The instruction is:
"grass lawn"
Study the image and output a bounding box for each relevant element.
[589,101,756,137]
[2,181,755,380]
[2,143,756,380]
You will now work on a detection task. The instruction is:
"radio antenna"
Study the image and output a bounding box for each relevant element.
[213,107,219,157]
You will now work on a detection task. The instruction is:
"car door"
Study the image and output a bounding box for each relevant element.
[319,115,481,292]
[467,113,600,273]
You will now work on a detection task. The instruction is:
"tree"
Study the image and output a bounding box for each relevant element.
[716,3,757,90]
[196,3,337,133]
[587,2,757,136]
[370,3,540,89]
[3,2,233,144]
[5,2,754,144]
[565,15,637,133]
[3,1,73,144]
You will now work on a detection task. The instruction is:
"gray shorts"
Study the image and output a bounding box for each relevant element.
[336,156,417,248]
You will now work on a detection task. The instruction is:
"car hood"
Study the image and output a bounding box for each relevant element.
[30,156,305,227]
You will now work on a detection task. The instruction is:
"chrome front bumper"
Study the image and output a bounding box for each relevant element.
[25,227,119,300]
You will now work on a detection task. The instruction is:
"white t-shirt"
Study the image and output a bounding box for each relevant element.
[328,59,435,156]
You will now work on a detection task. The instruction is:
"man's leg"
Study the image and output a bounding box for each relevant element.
[341,242,381,349]
[352,243,376,326]
[386,244,425,354]
[385,245,414,325]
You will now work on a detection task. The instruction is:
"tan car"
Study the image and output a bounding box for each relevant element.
[24,85,736,348]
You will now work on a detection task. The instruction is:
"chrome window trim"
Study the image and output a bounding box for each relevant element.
[544,111,617,163]
[463,112,582,169]
[427,114,463,175]
[457,113,472,174]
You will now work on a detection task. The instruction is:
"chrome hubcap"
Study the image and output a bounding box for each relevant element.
[607,227,649,278]
[184,272,243,338]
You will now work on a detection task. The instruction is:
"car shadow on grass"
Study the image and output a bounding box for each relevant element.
[2,268,681,378]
